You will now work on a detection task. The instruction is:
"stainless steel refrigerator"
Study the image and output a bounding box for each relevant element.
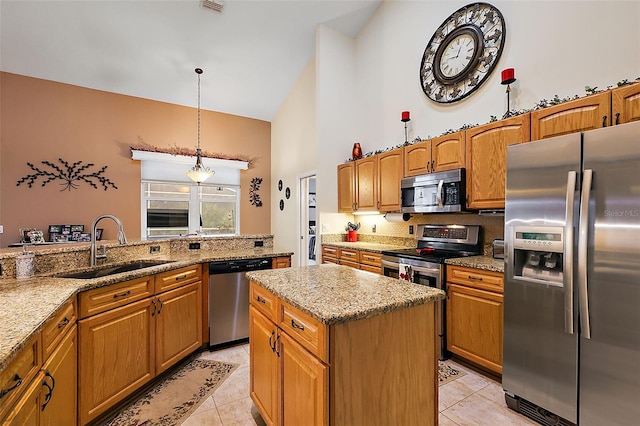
[503,121,640,426]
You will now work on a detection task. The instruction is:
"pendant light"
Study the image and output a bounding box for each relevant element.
[186,67,214,184]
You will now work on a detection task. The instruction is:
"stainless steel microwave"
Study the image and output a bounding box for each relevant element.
[400,169,466,213]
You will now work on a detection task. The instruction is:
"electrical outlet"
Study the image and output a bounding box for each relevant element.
[254,240,264,247]
[149,245,160,253]
[372,224,376,233]
[189,242,201,250]
[409,225,414,235]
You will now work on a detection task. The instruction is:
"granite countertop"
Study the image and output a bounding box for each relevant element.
[321,241,408,253]
[0,247,292,373]
[246,264,445,326]
[445,255,505,273]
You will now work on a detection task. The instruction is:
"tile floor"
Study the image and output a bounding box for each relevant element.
[182,344,538,426]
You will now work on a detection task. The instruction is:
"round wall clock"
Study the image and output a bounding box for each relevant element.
[419,2,505,104]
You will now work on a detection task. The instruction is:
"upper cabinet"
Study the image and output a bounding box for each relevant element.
[465,114,531,209]
[611,82,640,125]
[377,148,404,212]
[354,156,378,212]
[404,131,465,177]
[337,148,404,213]
[337,162,355,213]
[531,92,610,140]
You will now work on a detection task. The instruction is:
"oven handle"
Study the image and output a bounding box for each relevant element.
[408,264,441,275]
[381,259,399,270]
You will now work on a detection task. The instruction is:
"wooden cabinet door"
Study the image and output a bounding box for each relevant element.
[280,332,328,426]
[431,131,465,172]
[377,148,403,211]
[446,283,503,374]
[249,306,279,426]
[531,91,610,140]
[272,256,291,269]
[465,114,530,209]
[155,281,202,375]
[41,325,77,426]
[0,371,41,425]
[78,297,155,425]
[337,162,355,212]
[404,140,431,177]
[354,156,377,211]
[612,82,640,125]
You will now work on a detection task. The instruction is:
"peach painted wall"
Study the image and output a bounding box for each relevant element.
[0,72,271,247]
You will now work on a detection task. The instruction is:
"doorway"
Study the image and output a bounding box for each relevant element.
[298,173,316,266]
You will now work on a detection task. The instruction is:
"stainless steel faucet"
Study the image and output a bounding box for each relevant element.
[90,214,128,266]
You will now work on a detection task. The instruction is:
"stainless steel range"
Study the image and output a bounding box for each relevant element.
[381,224,482,360]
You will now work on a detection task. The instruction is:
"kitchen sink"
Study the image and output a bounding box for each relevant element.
[57,260,171,279]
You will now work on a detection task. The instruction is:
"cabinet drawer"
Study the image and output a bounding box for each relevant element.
[323,257,339,265]
[339,259,360,269]
[0,332,41,419]
[360,251,381,267]
[279,301,328,363]
[42,296,77,359]
[360,264,381,274]
[321,246,339,259]
[447,266,504,293]
[155,264,202,294]
[339,248,359,262]
[78,276,155,318]
[250,281,278,323]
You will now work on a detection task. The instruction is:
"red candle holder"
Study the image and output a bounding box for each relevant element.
[501,68,517,118]
[401,111,411,143]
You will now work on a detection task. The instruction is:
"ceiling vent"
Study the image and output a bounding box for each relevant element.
[201,0,224,12]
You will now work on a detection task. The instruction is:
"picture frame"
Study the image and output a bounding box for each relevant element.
[309,193,316,207]
[95,228,103,241]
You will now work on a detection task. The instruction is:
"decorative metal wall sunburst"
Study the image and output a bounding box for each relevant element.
[16,158,118,191]
[249,177,263,207]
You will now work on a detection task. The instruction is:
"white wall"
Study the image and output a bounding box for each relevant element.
[272,0,640,255]
[271,57,318,257]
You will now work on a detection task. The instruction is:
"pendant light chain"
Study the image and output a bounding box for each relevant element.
[186,67,214,184]
[197,69,201,152]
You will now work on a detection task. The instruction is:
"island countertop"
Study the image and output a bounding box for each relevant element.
[246,264,445,326]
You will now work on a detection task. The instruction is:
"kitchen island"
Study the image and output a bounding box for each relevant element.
[246,264,445,425]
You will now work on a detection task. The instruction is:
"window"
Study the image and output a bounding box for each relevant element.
[142,181,239,239]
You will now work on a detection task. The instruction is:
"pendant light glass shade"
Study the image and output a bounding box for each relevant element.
[187,68,214,184]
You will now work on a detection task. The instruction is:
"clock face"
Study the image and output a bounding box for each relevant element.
[420,3,506,104]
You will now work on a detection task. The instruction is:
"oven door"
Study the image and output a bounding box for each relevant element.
[383,256,443,290]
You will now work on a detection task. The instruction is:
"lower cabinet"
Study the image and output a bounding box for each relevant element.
[249,280,436,425]
[446,265,504,375]
[320,245,382,274]
[1,324,77,426]
[78,265,203,425]
[250,305,328,426]
[272,256,292,269]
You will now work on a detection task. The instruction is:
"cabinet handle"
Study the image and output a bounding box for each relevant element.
[175,274,188,281]
[602,115,608,127]
[426,161,431,173]
[275,334,281,357]
[57,316,70,329]
[157,298,163,315]
[291,319,305,331]
[431,160,435,172]
[151,299,157,317]
[257,295,266,304]
[615,112,620,125]
[41,370,55,411]
[468,275,483,281]
[0,374,23,399]
[268,331,275,352]
[113,290,131,299]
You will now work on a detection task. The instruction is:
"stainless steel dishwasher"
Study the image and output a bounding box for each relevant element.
[209,257,272,348]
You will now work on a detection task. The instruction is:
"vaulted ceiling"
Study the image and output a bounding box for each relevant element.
[1,0,382,122]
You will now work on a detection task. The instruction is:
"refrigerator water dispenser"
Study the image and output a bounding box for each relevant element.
[510,226,564,286]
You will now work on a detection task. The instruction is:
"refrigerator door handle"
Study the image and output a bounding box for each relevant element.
[564,171,577,334]
[578,169,593,339]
